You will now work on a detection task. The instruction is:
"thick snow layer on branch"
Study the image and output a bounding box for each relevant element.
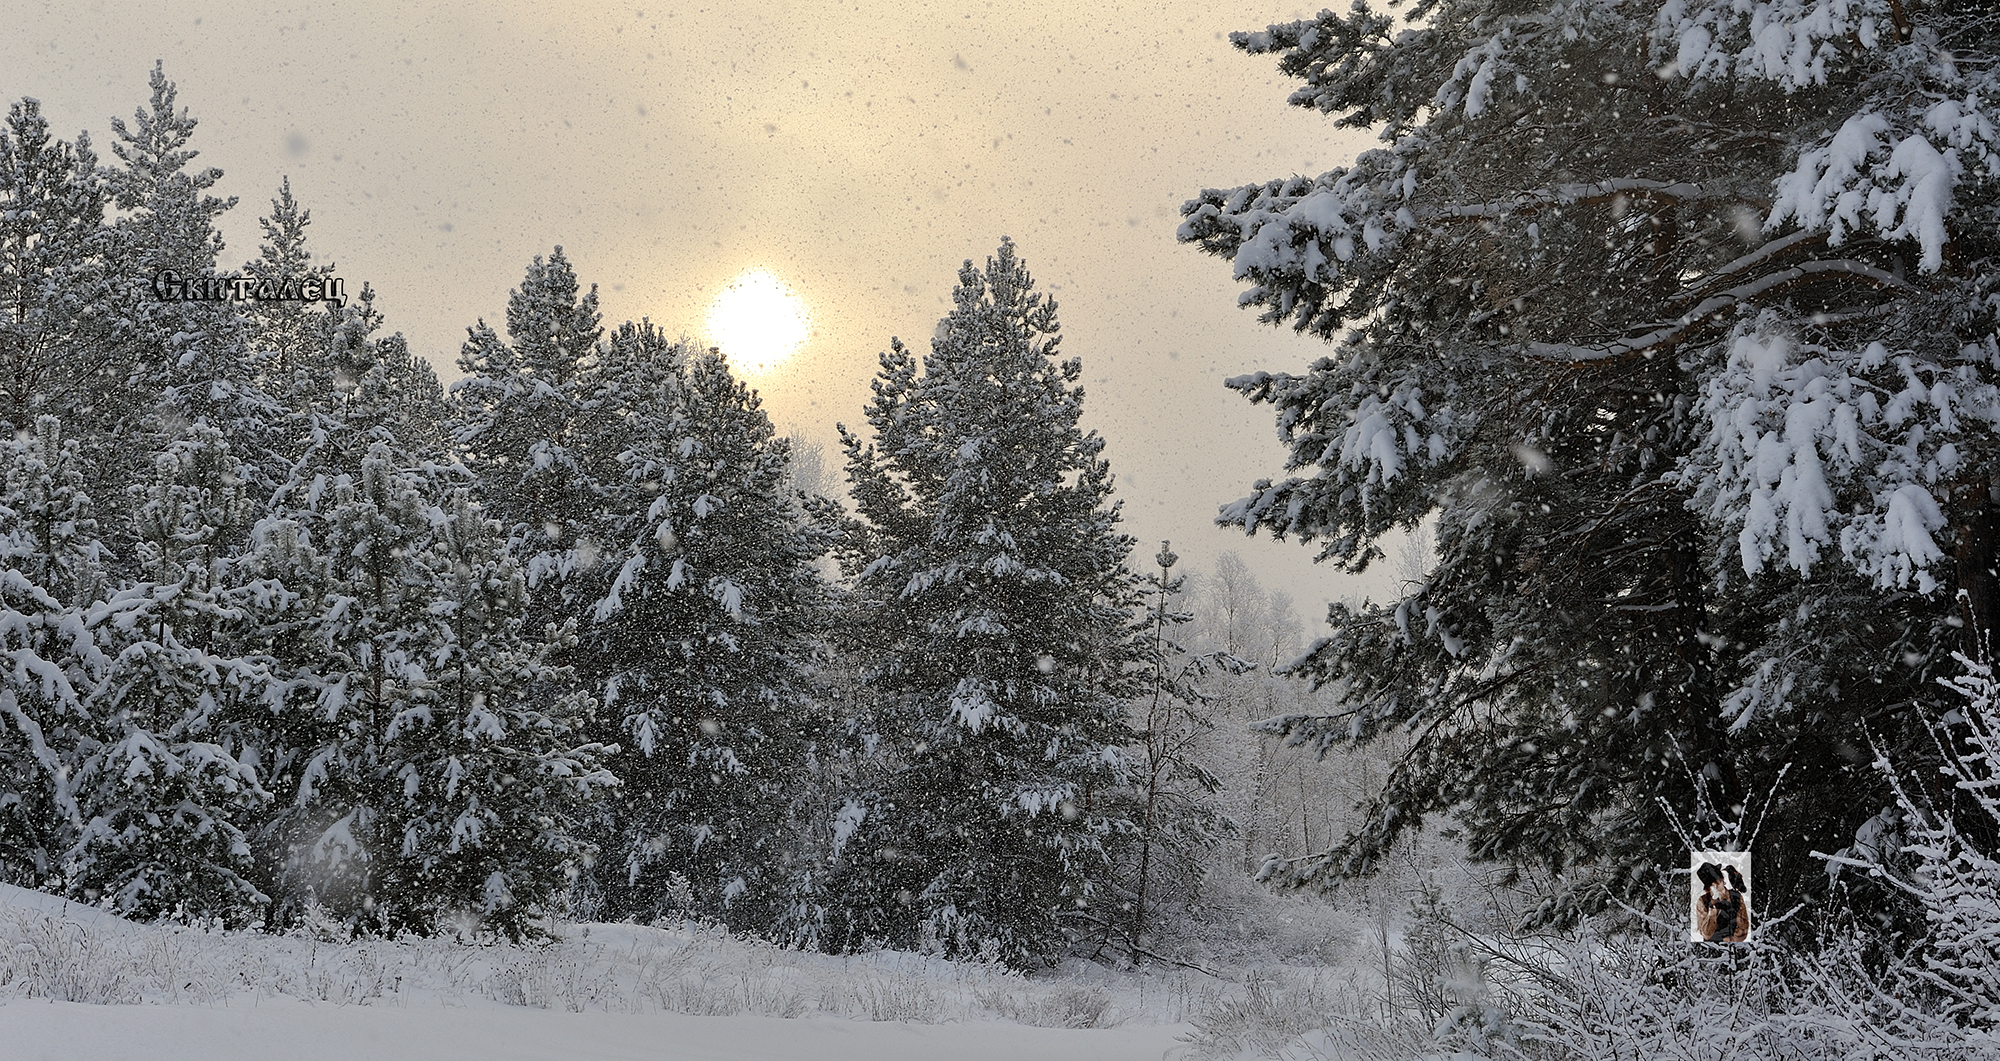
[1766,109,1994,273]
[948,678,1001,734]
[1178,148,1414,334]
[1658,6,2000,271]
[1656,0,1897,91]
[1688,322,2000,591]
[1437,38,1508,118]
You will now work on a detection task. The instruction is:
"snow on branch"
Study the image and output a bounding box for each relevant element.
[1655,0,1903,91]
[1685,320,2000,592]
[1179,147,1415,336]
[1183,157,1911,346]
[1770,102,2000,273]
[1675,230,1826,301]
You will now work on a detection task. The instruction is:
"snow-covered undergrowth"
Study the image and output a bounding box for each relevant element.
[16,873,1995,1061]
[0,882,1245,1027]
[21,846,1993,1061]
[1485,930,2000,1061]
[1181,964,1434,1061]
[1176,923,2000,1061]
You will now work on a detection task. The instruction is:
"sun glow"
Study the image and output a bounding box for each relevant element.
[705,270,810,374]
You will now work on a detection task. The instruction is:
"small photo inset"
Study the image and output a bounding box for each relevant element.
[1690,851,1751,943]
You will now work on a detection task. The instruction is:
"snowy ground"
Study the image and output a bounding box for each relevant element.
[1,1001,1194,1061]
[0,884,1226,1061]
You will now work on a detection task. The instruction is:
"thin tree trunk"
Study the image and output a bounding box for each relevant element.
[1951,477,2000,660]
[1670,528,1741,827]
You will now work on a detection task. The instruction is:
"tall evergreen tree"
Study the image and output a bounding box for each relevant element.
[72,425,273,922]
[834,238,1140,967]
[0,418,106,892]
[243,177,339,451]
[451,247,603,610]
[580,329,835,932]
[1179,1,2000,922]
[107,63,285,517]
[0,99,121,441]
[381,485,613,939]
[254,296,611,937]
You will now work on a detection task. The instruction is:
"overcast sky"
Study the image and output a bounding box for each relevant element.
[6,0,1411,620]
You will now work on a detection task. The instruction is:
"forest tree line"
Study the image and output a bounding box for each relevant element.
[9,0,2000,994]
[0,65,1370,968]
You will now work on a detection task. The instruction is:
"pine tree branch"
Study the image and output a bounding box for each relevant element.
[1674,230,1827,305]
[1521,259,1914,362]
[1436,179,1762,221]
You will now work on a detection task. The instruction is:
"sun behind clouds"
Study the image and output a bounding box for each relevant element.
[705,270,810,374]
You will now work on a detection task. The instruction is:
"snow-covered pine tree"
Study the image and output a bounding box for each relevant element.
[224,508,329,925]
[451,247,603,617]
[106,64,287,527]
[0,418,107,892]
[1179,2,2000,921]
[345,287,450,460]
[533,319,676,651]
[0,98,122,441]
[245,298,435,928]
[254,292,609,937]
[71,424,272,923]
[4,417,108,612]
[227,267,402,930]
[243,177,339,455]
[375,486,615,939]
[580,326,834,934]
[281,436,455,933]
[833,238,1139,967]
